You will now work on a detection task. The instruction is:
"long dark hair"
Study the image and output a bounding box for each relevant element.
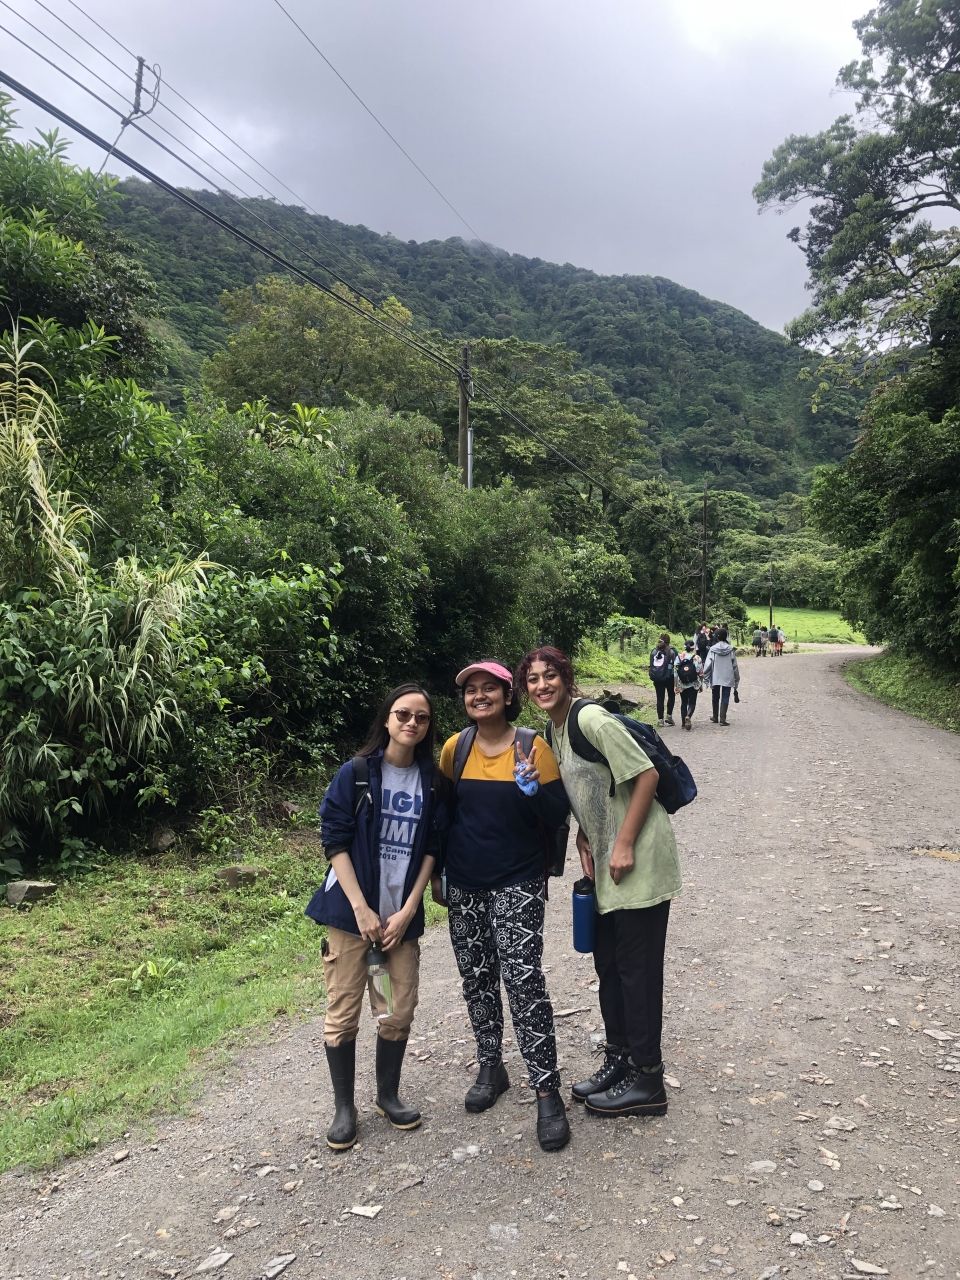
[514,645,580,702]
[355,682,436,762]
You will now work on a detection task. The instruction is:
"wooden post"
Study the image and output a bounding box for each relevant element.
[458,343,471,487]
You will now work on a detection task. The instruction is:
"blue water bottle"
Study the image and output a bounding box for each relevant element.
[572,877,596,954]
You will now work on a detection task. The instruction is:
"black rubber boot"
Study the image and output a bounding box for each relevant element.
[585,1064,668,1118]
[465,1062,510,1113]
[719,710,729,725]
[571,1043,630,1103]
[374,1036,422,1131]
[325,1040,358,1150]
[536,1089,571,1151]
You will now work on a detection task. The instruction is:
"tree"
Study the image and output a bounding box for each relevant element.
[205,275,449,416]
[754,0,960,357]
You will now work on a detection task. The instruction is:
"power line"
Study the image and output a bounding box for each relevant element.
[0,68,690,540]
[270,0,495,253]
[0,22,416,323]
[42,0,389,290]
[0,68,463,375]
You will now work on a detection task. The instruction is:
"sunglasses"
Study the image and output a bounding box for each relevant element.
[390,709,431,726]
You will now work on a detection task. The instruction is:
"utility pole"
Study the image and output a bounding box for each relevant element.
[768,561,774,629]
[457,344,472,488]
[700,485,708,623]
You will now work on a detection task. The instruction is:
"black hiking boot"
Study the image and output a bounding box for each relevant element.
[536,1089,570,1151]
[375,1036,422,1131]
[571,1042,630,1103]
[325,1040,358,1150]
[585,1064,668,1118]
[465,1062,509,1113]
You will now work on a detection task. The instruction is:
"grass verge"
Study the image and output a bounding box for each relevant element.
[744,603,865,645]
[844,650,960,734]
[0,827,445,1172]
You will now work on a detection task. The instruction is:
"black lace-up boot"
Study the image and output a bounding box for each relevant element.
[571,1042,630,1103]
[584,1062,668,1117]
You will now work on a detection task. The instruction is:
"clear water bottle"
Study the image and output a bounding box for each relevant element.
[366,944,393,1016]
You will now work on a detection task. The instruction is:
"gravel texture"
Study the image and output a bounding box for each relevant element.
[2,646,959,1280]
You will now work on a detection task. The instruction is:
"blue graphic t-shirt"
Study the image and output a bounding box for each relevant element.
[378,761,423,921]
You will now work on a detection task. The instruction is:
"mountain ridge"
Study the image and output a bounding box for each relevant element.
[109,179,859,497]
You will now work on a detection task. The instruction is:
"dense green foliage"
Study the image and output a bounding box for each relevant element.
[109,181,858,498]
[759,0,960,661]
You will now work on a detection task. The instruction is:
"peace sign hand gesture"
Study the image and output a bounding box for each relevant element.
[514,741,541,796]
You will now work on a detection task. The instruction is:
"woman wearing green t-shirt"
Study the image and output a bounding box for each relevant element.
[516,645,682,1118]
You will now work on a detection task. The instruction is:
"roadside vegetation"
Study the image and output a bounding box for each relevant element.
[0,823,445,1171]
[844,652,960,736]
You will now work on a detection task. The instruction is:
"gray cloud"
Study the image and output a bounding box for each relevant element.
[4,0,867,331]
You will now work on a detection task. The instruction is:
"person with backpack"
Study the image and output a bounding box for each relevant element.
[775,627,785,656]
[673,639,703,730]
[695,625,710,665]
[306,683,448,1152]
[517,645,683,1122]
[752,625,763,657]
[437,660,571,1152]
[702,626,741,726]
[648,632,678,727]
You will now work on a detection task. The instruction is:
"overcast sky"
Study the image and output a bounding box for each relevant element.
[3,0,869,331]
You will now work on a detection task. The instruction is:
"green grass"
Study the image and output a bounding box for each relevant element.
[845,651,960,734]
[744,604,865,645]
[574,635,648,685]
[0,828,446,1171]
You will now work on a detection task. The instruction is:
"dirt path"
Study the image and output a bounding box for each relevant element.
[3,648,959,1280]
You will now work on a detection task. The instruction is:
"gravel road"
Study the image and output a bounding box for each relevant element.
[2,647,959,1280]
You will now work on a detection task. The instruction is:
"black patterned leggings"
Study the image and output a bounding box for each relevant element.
[447,876,560,1092]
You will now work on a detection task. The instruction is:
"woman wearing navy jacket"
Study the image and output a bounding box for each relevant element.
[306,683,446,1151]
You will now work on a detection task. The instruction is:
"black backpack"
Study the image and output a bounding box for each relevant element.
[452,725,569,878]
[545,699,697,814]
[676,655,699,685]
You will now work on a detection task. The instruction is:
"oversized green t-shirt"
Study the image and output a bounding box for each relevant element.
[552,702,682,914]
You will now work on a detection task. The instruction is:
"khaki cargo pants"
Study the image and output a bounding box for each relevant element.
[321,925,421,1045]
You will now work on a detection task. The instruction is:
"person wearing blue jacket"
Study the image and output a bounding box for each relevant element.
[306,683,447,1152]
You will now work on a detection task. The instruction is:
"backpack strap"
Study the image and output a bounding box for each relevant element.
[351,755,373,817]
[513,725,537,765]
[452,725,478,787]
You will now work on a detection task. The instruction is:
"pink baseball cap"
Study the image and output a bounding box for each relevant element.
[455,660,514,688]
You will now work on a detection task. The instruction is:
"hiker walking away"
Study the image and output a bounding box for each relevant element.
[438,660,571,1152]
[759,625,769,657]
[702,626,740,726]
[752,625,763,658]
[649,632,678,726]
[674,639,703,731]
[307,684,448,1151]
[519,645,681,1120]
[695,625,710,666]
[775,626,785,656]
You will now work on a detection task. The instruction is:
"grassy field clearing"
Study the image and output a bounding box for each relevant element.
[744,604,865,645]
[0,827,445,1172]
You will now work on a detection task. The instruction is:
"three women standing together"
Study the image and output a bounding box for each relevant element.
[309,650,682,1152]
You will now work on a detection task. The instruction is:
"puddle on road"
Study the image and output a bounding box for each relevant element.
[912,846,960,862]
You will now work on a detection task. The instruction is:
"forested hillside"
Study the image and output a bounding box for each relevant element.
[110,181,858,498]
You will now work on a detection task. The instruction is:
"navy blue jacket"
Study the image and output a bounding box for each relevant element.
[305,750,446,941]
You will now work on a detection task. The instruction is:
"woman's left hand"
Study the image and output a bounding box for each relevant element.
[382,906,414,951]
[609,837,635,885]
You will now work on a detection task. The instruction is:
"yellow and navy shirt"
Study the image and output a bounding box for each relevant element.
[439,730,568,890]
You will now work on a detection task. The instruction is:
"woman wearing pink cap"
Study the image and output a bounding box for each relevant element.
[437,659,571,1152]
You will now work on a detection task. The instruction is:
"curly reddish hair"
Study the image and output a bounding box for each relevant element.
[514,645,580,702]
